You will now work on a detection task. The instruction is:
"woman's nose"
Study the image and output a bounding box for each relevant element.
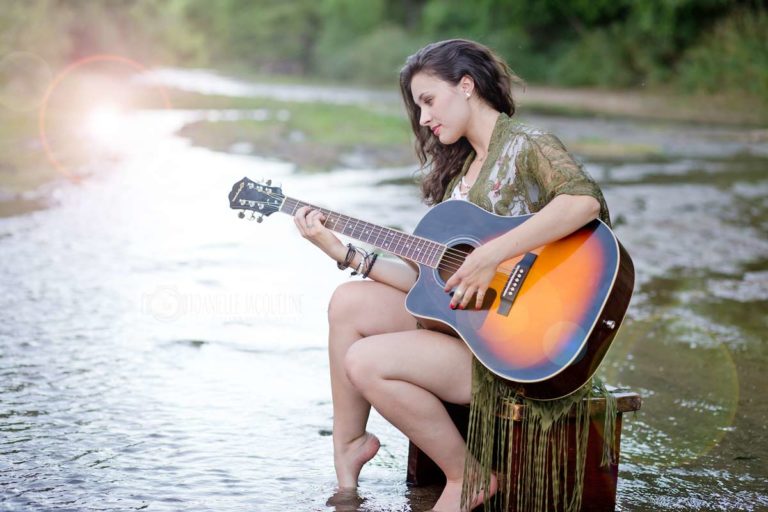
[419,108,430,126]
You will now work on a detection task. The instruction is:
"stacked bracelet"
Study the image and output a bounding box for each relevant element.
[336,243,356,270]
[336,243,379,278]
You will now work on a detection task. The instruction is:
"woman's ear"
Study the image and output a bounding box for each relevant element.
[460,75,475,97]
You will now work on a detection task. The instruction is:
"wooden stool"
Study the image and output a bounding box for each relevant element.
[406,391,641,512]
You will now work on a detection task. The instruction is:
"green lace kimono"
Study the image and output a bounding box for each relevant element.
[440,113,616,511]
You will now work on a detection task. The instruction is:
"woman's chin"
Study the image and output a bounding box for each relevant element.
[437,131,459,145]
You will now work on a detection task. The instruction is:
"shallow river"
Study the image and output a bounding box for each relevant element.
[1,72,767,511]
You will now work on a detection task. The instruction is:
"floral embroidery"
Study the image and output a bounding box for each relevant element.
[491,178,502,197]
[442,113,610,226]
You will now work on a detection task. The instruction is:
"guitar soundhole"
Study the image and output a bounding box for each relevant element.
[438,243,497,310]
[437,243,475,283]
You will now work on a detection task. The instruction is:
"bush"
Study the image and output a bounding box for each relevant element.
[677,8,768,101]
[548,27,639,88]
[314,25,425,85]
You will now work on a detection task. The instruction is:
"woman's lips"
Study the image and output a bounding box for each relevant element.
[432,125,442,136]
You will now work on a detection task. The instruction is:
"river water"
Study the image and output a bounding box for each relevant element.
[1,70,767,511]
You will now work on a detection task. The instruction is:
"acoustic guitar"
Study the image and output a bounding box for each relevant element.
[228,177,634,400]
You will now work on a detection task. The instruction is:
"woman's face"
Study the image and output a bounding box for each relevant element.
[410,72,472,145]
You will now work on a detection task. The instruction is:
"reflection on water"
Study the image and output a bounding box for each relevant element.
[1,80,767,510]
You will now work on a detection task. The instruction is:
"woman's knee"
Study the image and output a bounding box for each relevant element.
[343,340,380,392]
[327,281,368,325]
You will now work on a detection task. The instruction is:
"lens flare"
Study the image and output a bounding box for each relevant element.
[38,54,171,179]
[87,104,125,146]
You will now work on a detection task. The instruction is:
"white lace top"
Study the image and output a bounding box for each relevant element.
[450,176,472,200]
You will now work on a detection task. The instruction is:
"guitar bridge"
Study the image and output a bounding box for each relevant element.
[497,252,537,316]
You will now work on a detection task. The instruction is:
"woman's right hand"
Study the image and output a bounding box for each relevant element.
[294,206,346,262]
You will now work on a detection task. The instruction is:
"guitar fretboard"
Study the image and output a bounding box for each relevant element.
[281,197,445,268]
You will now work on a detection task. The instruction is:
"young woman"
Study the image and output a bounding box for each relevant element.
[294,39,609,512]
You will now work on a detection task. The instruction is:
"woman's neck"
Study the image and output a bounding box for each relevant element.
[465,107,501,161]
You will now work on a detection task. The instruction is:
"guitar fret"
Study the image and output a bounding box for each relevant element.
[404,236,415,260]
[430,242,442,267]
[413,239,423,263]
[426,241,437,266]
[411,237,421,260]
[423,240,433,266]
[380,229,389,250]
[383,229,394,251]
[395,231,407,258]
[363,222,375,244]
[346,216,354,235]
[421,240,431,265]
[373,224,382,246]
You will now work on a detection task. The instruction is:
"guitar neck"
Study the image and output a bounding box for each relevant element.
[280,197,444,268]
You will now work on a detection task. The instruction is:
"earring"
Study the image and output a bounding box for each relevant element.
[465,91,471,99]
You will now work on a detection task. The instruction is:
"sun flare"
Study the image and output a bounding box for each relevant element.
[87,104,125,145]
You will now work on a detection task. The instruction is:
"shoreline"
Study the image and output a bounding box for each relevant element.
[516,85,768,127]
[1,74,766,217]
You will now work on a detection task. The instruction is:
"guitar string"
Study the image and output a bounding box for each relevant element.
[251,193,515,274]
[282,196,478,266]
[280,196,474,262]
[262,194,520,275]
[254,193,519,275]
[308,203,521,276]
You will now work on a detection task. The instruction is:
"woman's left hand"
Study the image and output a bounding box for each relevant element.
[444,241,504,310]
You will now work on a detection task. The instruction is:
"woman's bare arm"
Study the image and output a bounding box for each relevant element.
[294,205,418,293]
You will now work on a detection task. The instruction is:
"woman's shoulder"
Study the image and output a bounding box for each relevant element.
[508,120,567,148]
[496,115,562,149]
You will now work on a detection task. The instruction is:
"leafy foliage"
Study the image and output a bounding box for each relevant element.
[1,0,765,100]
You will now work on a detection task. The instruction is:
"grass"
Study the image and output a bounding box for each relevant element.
[0,111,59,194]
[172,90,415,170]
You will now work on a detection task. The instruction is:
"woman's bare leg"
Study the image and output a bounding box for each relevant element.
[327,280,418,488]
[344,330,497,512]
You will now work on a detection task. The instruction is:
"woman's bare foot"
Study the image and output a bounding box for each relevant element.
[334,432,380,488]
[431,473,498,512]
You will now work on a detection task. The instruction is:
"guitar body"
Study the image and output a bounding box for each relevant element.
[404,200,634,400]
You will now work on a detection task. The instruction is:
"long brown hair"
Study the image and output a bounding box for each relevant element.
[399,39,521,204]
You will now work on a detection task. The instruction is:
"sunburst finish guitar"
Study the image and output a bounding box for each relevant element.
[229,177,634,400]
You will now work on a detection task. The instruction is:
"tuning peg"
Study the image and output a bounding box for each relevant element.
[248,211,257,221]
[266,179,272,186]
[257,215,264,223]
[238,211,245,219]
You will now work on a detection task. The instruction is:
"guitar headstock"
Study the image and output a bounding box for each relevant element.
[228,177,285,222]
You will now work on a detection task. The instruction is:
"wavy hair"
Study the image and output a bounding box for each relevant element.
[399,39,521,204]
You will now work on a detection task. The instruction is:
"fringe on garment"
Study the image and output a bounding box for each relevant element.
[460,359,617,512]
